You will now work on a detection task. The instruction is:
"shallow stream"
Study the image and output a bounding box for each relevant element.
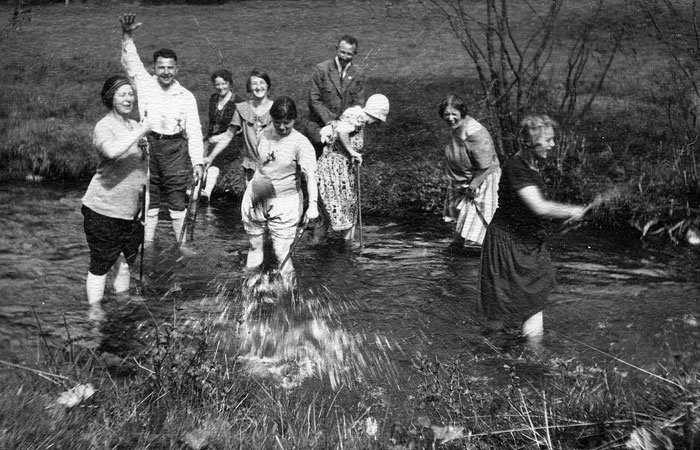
[1,181,699,412]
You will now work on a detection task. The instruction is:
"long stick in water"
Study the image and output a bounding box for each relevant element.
[177,178,200,249]
[188,170,207,242]
[357,164,363,249]
[138,185,146,283]
[278,226,306,273]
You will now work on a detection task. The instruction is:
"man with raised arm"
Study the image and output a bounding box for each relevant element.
[119,13,204,247]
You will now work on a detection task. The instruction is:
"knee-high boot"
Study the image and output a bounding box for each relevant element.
[170,209,187,244]
[86,272,107,305]
[144,208,160,243]
[112,255,130,294]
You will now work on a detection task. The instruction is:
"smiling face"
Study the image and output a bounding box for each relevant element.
[154,56,178,88]
[273,118,294,137]
[336,40,357,68]
[531,126,556,160]
[112,84,135,117]
[213,77,230,98]
[442,105,463,130]
[249,76,269,100]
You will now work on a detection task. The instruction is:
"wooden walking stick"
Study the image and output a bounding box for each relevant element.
[138,184,147,283]
[177,177,201,249]
[188,169,207,242]
[356,164,363,249]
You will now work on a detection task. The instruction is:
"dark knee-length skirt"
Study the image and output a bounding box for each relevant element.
[477,223,555,327]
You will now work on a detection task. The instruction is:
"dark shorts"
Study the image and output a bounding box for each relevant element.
[82,205,142,276]
[148,136,192,211]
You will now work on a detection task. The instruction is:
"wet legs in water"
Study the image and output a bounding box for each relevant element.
[246,234,295,275]
[522,311,544,351]
[86,254,131,305]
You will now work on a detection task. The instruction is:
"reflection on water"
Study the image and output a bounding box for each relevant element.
[1,182,700,392]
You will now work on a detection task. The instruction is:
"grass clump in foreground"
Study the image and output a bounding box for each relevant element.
[3,302,700,450]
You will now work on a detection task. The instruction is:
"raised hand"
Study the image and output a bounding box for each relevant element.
[120,13,142,34]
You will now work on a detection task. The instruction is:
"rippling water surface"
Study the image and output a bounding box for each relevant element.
[2,182,699,400]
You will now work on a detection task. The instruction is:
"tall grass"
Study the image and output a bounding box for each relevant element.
[5,308,699,449]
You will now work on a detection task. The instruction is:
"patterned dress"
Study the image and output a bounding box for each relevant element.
[317,106,367,231]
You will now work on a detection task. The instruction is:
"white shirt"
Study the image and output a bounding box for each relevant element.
[121,38,204,165]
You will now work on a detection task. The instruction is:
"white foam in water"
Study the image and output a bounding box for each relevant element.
[235,271,373,390]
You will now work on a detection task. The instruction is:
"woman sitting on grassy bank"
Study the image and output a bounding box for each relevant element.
[81,75,151,308]
[440,94,501,251]
[478,114,588,349]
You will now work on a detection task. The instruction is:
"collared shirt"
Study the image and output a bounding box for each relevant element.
[334,56,351,84]
[121,39,204,165]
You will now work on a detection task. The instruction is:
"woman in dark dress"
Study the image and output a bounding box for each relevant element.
[202,69,243,200]
[478,114,588,348]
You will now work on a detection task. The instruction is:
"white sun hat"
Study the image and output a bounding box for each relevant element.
[363,94,390,122]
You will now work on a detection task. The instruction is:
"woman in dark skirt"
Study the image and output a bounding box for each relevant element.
[477,114,588,347]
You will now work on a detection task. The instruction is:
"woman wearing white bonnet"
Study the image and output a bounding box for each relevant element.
[316,94,390,247]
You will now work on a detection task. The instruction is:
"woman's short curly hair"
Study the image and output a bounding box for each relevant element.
[518,114,557,148]
[438,94,469,119]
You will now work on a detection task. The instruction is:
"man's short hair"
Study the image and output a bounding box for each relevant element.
[338,34,358,52]
[153,48,178,63]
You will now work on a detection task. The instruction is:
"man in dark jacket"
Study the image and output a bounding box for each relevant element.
[306,34,366,157]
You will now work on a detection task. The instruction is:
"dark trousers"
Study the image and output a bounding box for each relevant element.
[147,136,192,211]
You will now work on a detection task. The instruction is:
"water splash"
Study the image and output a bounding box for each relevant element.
[235,271,398,390]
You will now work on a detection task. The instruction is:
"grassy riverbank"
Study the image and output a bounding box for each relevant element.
[2,298,699,450]
[1,1,698,243]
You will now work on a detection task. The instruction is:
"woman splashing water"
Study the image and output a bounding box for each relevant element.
[478,114,589,350]
[241,96,318,276]
[81,75,151,314]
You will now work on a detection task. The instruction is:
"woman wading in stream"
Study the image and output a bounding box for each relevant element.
[478,114,588,348]
[82,75,151,308]
[440,94,501,252]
